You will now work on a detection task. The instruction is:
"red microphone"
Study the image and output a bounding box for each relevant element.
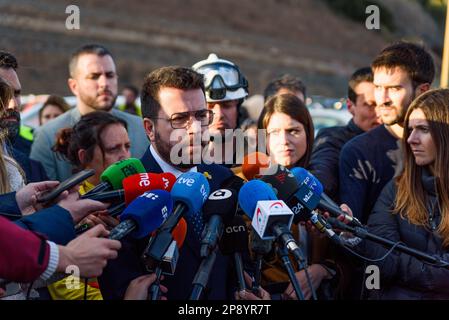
[159,172,176,192]
[122,173,163,205]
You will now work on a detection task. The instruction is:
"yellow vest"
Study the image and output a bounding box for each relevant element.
[47,180,103,300]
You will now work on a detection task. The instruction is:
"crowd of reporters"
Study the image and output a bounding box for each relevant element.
[1,39,449,301]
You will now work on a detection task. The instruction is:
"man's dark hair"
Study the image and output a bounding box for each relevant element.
[0,51,18,70]
[347,67,373,104]
[371,41,435,88]
[141,66,205,119]
[263,74,307,101]
[69,44,113,77]
[123,85,139,97]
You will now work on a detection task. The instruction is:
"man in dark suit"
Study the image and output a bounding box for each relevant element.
[99,66,237,300]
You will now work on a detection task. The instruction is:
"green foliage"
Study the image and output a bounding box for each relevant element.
[322,0,396,32]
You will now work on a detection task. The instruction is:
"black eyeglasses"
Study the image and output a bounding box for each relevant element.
[153,109,214,129]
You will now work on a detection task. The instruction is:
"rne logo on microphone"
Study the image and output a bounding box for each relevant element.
[139,174,151,187]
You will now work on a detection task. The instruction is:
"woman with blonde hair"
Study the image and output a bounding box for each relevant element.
[367,88,449,299]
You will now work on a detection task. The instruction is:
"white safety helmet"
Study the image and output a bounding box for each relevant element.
[192,53,249,103]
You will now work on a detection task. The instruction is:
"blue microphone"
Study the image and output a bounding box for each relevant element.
[290,167,363,227]
[109,189,173,240]
[163,172,210,238]
[238,180,305,263]
[238,180,277,218]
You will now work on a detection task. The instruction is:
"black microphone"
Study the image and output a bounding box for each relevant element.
[201,189,238,257]
[249,231,273,293]
[219,215,249,292]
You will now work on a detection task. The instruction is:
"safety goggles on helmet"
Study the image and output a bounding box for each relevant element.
[193,54,248,102]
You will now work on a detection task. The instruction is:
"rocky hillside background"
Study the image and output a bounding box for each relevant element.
[0,0,444,97]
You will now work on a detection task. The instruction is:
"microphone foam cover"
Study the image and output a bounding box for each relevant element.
[220,175,245,192]
[260,167,299,201]
[159,172,176,191]
[290,167,324,194]
[121,189,173,239]
[202,189,237,224]
[171,172,210,215]
[172,217,187,248]
[242,152,270,180]
[100,158,146,190]
[219,215,249,255]
[238,180,277,219]
[122,173,162,204]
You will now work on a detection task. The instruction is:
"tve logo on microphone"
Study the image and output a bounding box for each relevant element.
[177,177,195,187]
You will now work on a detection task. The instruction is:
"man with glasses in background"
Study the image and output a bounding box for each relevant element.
[99,66,238,300]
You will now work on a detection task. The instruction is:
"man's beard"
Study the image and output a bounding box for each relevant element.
[155,130,205,170]
[80,91,117,112]
[0,109,20,144]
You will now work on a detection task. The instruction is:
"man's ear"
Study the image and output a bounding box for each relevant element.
[143,118,156,143]
[415,83,431,97]
[68,78,78,96]
[78,149,86,165]
[347,98,355,116]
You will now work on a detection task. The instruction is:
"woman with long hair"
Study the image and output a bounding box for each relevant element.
[254,93,338,300]
[367,88,449,299]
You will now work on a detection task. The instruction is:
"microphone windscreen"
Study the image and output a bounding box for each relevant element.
[120,189,173,239]
[238,180,277,219]
[242,152,270,180]
[202,189,237,224]
[160,173,176,191]
[220,175,245,192]
[122,173,162,204]
[171,172,210,215]
[260,167,299,201]
[219,215,249,255]
[290,167,324,195]
[100,158,146,190]
[172,217,187,248]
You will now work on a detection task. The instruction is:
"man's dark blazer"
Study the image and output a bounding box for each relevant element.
[99,147,236,300]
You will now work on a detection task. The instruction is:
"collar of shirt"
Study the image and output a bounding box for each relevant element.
[149,144,197,178]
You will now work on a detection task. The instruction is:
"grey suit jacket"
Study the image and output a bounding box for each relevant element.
[30,107,149,181]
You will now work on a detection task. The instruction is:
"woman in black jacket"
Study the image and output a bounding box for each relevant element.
[367,88,449,299]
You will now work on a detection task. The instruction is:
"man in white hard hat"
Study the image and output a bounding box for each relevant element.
[192,53,249,167]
